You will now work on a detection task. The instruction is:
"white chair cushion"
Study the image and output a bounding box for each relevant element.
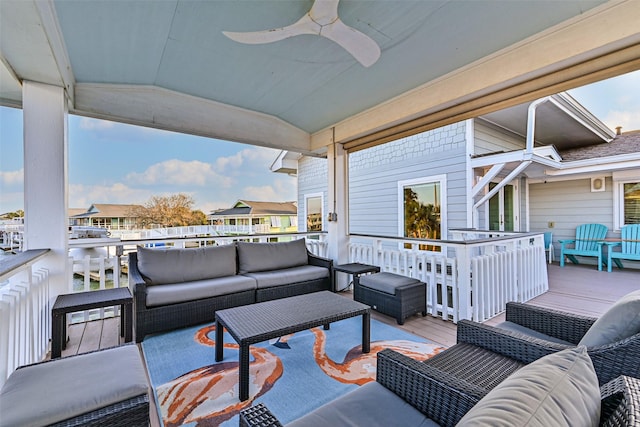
[579,289,640,347]
[457,346,600,427]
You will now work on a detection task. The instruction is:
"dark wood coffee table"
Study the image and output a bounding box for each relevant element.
[215,291,370,401]
[333,262,381,292]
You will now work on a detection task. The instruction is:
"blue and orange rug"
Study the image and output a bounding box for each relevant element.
[142,317,445,426]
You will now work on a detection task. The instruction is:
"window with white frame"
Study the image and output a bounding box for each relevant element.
[621,181,640,225]
[614,172,640,228]
[398,175,446,250]
[304,193,323,232]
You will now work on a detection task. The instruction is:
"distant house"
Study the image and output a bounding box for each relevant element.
[67,208,86,226]
[208,200,297,235]
[70,204,142,230]
[273,92,640,269]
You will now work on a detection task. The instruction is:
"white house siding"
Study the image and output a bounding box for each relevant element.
[529,177,615,264]
[473,120,528,230]
[297,156,328,231]
[348,122,468,239]
[473,120,524,155]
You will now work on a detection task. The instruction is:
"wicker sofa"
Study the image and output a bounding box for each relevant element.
[240,347,640,427]
[128,239,332,342]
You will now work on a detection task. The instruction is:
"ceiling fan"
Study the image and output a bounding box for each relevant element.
[222,0,381,67]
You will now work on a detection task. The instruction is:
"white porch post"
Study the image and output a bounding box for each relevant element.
[22,81,69,298]
[327,141,349,286]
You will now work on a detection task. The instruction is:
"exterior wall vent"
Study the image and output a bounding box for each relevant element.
[591,177,606,192]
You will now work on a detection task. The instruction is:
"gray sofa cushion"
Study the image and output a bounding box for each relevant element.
[0,345,148,427]
[137,244,236,285]
[237,239,309,274]
[495,321,573,345]
[359,272,421,295]
[457,346,600,427]
[146,275,257,307]
[243,265,329,289]
[579,289,640,347]
[288,381,439,427]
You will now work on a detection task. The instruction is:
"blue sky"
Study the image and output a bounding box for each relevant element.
[1,70,639,215]
[0,110,296,214]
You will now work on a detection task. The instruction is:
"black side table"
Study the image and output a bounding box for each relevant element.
[51,287,133,358]
[333,262,381,292]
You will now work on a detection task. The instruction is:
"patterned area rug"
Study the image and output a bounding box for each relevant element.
[142,316,446,426]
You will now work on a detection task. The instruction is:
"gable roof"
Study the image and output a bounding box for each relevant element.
[71,203,143,218]
[68,208,86,217]
[210,200,297,217]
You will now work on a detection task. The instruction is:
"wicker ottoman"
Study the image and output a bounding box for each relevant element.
[0,344,149,427]
[354,272,426,325]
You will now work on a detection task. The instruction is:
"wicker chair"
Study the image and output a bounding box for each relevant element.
[240,348,488,427]
[239,348,640,427]
[460,301,640,386]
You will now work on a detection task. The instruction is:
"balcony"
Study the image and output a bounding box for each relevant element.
[2,230,639,426]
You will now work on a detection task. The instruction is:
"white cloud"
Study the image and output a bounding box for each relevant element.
[69,183,153,209]
[125,159,233,187]
[603,110,640,133]
[0,191,23,213]
[242,177,297,202]
[78,117,115,131]
[570,70,640,132]
[215,146,279,173]
[0,168,23,187]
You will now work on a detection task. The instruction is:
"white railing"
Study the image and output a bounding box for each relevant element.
[136,225,222,239]
[210,224,271,235]
[0,223,24,252]
[0,249,51,387]
[348,231,548,323]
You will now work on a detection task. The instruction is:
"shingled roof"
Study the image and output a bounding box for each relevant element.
[210,200,297,217]
[560,130,640,161]
[71,204,143,218]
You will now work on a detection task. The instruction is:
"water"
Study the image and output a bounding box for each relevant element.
[70,271,128,322]
[72,271,128,292]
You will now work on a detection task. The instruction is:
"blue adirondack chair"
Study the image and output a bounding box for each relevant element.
[543,232,554,264]
[606,224,640,272]
[559,223,608,271]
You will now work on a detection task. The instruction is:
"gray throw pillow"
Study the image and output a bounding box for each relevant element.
[136,244,236,284]
[579,289,640,347]
[457,346,600,427]
[237,239,308,274]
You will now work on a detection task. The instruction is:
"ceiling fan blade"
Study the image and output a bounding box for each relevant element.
[321,19,381,67]
[309,0,339,25]
[223,14,320,45]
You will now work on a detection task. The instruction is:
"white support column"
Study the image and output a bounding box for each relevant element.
[327,141,349,283]
[465,119,475,228]
[23,81,69,297]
